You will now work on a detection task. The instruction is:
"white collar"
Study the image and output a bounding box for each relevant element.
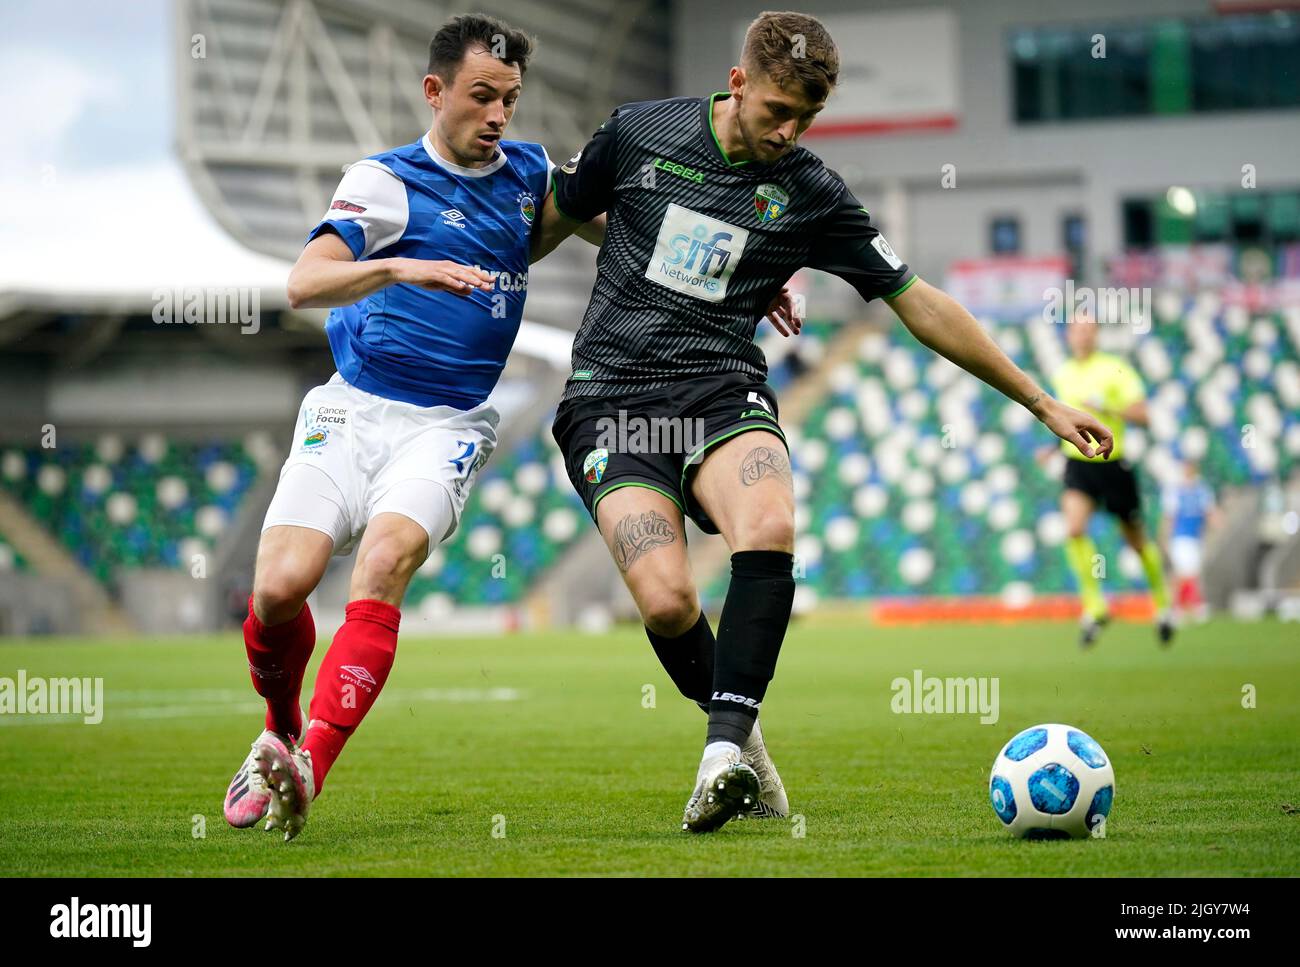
[422,131,507,177]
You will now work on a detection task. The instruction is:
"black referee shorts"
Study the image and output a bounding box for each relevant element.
[1063,457,1143,523]
[552,372,787,535]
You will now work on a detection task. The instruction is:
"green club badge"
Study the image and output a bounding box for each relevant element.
[754,184,789,223]
[583,448,609,484]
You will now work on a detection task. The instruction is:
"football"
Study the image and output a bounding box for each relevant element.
[989,723,1115,839]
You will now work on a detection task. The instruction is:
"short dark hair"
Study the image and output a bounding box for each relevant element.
[741,11,839,102]
[427,13,534,83]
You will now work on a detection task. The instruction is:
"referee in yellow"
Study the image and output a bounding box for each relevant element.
[1051,312,1173,647]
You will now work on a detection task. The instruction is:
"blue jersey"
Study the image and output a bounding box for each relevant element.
[1162,481,1215,539]
[307,133,553,408]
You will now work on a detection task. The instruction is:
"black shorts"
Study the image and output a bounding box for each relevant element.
[1063,457,1142,522]
[552,373,787,534]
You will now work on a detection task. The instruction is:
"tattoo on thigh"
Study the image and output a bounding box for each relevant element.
[612,510,677,571]
[739,444,791,487]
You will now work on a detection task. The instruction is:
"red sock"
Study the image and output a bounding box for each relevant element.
[302,599,400,795]
[243,595,316,742]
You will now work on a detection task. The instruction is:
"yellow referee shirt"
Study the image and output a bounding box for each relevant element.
[1052,352,1144,462]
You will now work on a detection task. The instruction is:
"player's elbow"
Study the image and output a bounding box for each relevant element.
[285,270,315,310]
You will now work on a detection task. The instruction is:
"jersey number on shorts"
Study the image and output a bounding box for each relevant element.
[449,440,476,476]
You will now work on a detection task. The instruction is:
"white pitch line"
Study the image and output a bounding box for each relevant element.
[0,687,523,727]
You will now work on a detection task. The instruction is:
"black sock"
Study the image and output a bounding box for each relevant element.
[646,612,714,712]
[707,550,794,748]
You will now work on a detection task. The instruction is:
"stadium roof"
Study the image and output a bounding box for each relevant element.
[0,160,294,313]
[0,158,573,367]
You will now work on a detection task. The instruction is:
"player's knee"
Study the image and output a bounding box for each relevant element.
[355,534,427,597]
[639,586,698,637]
[733,509,795,553]
[252,566,314,625]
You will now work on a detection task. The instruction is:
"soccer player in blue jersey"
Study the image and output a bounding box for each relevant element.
[221,15,586,841]
[1161,461,1221,621]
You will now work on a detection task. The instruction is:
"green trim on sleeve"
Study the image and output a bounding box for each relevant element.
[550,190,582,223]
[885,275,920,299]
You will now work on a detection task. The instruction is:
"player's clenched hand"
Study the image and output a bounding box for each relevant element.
[390,259,495,295]
[1037,397,1114,460]
[764,286,802,337]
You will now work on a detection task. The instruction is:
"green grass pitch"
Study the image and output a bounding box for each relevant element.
[1,618,1296,876]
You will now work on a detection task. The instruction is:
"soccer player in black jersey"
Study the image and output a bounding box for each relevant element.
[531,11,1113,832]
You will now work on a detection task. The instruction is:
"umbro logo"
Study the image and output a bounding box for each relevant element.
[441,208,467,227]
[340,665,376,686]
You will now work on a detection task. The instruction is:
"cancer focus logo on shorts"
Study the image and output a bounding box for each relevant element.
[645,203,749,303]
[301,427,329,450]
[300,404,346,452]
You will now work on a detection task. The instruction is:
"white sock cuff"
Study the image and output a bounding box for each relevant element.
[703,740,741,761]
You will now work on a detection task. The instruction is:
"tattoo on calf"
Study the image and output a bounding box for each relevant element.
[739,444,791,487]
[612,510,676,571]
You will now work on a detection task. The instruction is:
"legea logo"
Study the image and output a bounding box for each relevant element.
[645,203,749,303]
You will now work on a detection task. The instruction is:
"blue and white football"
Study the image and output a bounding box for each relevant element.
[988,723,1115,839]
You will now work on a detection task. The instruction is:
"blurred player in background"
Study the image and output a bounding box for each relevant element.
[1051,313,1173,648]
[531,10,1112,833]
[1161,461,1221,622]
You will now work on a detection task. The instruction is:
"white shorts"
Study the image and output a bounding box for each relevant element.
[262,373,499,557]
[1169,536,1202,578]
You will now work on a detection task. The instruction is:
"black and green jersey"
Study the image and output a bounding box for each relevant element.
[552,91,916,400]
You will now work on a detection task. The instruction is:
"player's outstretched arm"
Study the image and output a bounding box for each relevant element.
[574,213,607,247]
[529,193,598,264]
[287,232,494,309]
[886,278,1114,460]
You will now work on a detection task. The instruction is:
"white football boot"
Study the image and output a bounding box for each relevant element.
[681,745,760,833]
[252,732,315,842]
[737,718,788,820]
[223,729,287,829]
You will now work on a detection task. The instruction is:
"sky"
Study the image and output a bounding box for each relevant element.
[0,0,171,182]
[0,1,295,296]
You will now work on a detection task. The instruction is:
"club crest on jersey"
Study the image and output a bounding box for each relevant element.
[518,192,536,225]
[754,184,789,223]
[583,448,609,484]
